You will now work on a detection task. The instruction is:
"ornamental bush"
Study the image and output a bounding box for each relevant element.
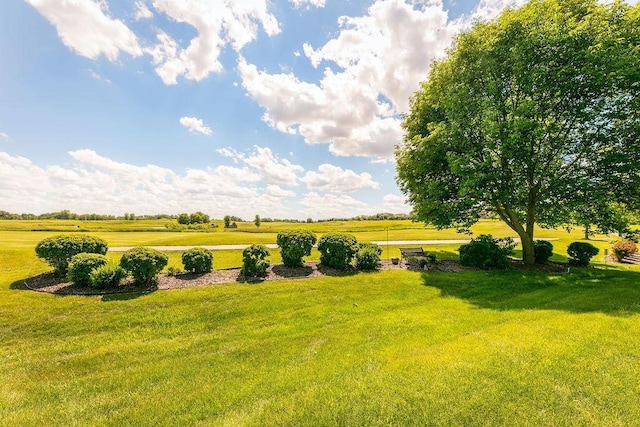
[317,232,358,270]
[119,247,168,284]
[567,242,600,267]
[241,244,270,278]
[276,230,317,267]
[534,240,554,264]
[182,247,213,273]
[354,242,382,271]
[611,239,638,262]
[35,235,108,274]
[458,234,515,269]
[67,253,109,287]
[90,263,126,289]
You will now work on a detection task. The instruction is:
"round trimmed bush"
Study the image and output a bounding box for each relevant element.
[35,235,108,274]
[611,239,638,261]
[458,234,515,269]
[317,232,358,270]
[67,253,109,287]
[90,263,126,289]
[241,244,270,278]
[534,240,554,264]
[182,247,213,273]
[119,247,168,284]
[276,230,317,268]
[354,242,382,271]
[567,241,600,267]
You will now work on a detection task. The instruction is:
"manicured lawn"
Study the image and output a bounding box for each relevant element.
[1,219,639,425]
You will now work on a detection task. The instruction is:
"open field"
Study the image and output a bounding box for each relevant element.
[1,219,639,425]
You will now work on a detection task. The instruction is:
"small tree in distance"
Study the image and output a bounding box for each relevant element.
[223,215,231,229]
[254,214,261,228]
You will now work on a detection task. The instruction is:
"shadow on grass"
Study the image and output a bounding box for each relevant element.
[101,290,155,302]
[421,267,640,316]
[9,279,28,290]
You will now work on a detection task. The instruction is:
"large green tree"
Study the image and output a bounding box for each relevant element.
[396,0,639,264]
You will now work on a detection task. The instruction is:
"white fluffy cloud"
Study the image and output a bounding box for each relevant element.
[289,0,326,7]
[382,193,410,213]
[134,1,153,20]
[218,146,304,186]
[239,0,461,159]
[300,192,371,218]
[179,116,213,135]
[0,132,9,141]
[147,0,281,84]
[26,0,142,61]
[0,150,297,218]
[302,164,379,193]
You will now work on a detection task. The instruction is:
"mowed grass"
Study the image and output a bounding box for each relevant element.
[2,219,640,425]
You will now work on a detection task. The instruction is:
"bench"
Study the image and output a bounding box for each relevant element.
[399,247,425,263]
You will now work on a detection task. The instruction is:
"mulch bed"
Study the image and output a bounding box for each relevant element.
[23,259,571,296]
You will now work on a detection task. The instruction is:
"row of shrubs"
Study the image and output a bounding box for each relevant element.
[35,231,383,288]
[35,236,215,289]
[457,234,607,269]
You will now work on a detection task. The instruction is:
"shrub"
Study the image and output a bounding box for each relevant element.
[534,240,554,264]
[317,233,358,270]
[90,263,126,289]
[35,235,108,274]
[355,243,382,271]
[567,242,600,267]
[276,230,317,267]
[182,248,213,273]
[458,234,515,269]
[241,244,270,278]
[611,239,638,261]
[119,247,168,284]
[67,253,109,287]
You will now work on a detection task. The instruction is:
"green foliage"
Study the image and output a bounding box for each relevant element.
[396,0,640,265]
[177,212,210,225]
[223,215,231,228]
[35,234,108,274]
[534,240,554,264]
[611,240,638,262]
[119,247,168,284]
[317,232,358,270]
[459,235,515,269]
[181,247,213,273]
[567,242,600,267]
[254,214,261,228]
[241,244,270,277]
[354,242,382,271]
[89,263,126,289]
[67,253,109,287]
[276,229,317,267]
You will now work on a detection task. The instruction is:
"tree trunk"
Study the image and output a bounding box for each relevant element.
[519,232,535,265]
[584,224,590,240]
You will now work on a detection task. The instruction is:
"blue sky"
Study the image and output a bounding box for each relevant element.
[2,0,634,219]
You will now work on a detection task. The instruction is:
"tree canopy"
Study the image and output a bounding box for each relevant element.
[396,0,639,264]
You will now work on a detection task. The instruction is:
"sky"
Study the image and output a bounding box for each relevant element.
[1,0,636,220]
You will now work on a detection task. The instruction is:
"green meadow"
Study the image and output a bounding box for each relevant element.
[1,219,639,425]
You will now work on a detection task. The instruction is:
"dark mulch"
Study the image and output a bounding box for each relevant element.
[23,259,571,296]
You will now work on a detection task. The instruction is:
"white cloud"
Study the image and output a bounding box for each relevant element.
[179,116,213,136]
[302,164,379,193]
[134,1,153,20]
[382,193,410,213]
[0,132,9,141]
[0,150,298,218]
[238,0,460,159]
[26,0,142,61]
[289,0,326,7]
[300,192,371,218]
[147,0,281,84]
[218,146,304,186]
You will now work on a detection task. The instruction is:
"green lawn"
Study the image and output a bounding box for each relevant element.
[1,220,639,425]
